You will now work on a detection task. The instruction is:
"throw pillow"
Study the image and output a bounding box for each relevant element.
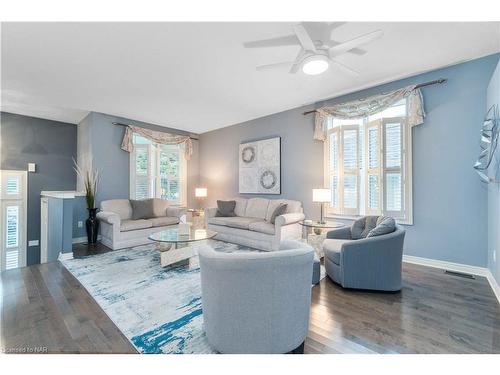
[269,203,288,224]
[351,217,367,240]
[367,216,396,237]
[351,216,384,239]
[215,200,237,217]
[361,216,379,238]
[130,199,155,220]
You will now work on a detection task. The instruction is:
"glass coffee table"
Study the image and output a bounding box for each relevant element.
[299,220,345,258]
[299,220,345,235]
[149,227,217,267]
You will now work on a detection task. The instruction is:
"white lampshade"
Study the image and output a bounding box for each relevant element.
[312,188,331,203]
[195,188,208,198]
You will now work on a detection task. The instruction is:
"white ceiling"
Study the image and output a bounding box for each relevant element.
[1,22,499,133]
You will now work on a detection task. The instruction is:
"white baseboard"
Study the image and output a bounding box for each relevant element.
[403,255,489,277]
[58,252,74,261]
[485,270,500,305]
[72,235,101,244]
[403,254,499,305]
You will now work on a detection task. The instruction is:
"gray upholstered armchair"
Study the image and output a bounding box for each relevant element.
[323,221,405,291]
[198,243,314,354]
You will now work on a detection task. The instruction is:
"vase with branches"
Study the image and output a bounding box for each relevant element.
[74,157,100,244]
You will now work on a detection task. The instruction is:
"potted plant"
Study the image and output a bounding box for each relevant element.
[74,158,100,244]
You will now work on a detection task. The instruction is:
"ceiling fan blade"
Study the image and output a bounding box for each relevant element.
[243,35,299,48]
[256,61,295,71]
[289,49,306,74]
[293,24,317,52]
[330,59,360,76]
[329,29,383,57]
[325,40,367,55]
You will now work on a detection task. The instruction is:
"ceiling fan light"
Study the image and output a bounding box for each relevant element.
[302,56,329,75]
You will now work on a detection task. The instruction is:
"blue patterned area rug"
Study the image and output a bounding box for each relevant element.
[61,240,262,354]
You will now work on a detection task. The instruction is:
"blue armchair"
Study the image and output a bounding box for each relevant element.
[323,224,405,291]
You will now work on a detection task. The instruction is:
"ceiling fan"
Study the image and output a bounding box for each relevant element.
[244,23,383,76]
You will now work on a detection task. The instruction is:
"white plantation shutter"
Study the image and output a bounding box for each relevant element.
[157,146,182,202]
[323,101,412,224]
[325,128,340,214]
[131,144,153,199]
[341,126,359,215]
[382,118,405,218]
[0,170,27,271]
[365,120,382,215]
[130,141,186,204]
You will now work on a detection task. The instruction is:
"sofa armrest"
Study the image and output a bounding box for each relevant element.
[96,211,121,225]
[275,213,305,226]
[204,207,218,219]
[326,227,352,240]
[167,206,187,218]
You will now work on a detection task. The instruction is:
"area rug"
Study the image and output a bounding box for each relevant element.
[61,240,324,354]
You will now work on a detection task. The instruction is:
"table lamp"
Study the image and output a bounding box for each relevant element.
[195,188,208,209]
[313,188,331,224]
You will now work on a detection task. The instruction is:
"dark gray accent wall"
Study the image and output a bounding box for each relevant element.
[200,53,500,268]
[0,112,77,265]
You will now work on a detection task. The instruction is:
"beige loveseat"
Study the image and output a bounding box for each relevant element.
[205,198,305,251]
[97,199,186,250]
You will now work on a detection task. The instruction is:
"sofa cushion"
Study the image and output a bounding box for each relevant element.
[233,198,248,217]
[245,198,269,219]
[269,203,287,224]
[323,239,351,265]
[101,199,132,220]
[120,219,153,232]
[215,200,236,217]
[223,217,263,230]
[207,217,231,226]
[367,216,396,237]
[151,198,169,218]
[351,216,380,239]
[150,217,180,227]
[248,221,276,235]
[130,199,155,220]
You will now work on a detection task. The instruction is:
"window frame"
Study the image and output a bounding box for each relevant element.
[129,139,187,206]
[323,107,413,225]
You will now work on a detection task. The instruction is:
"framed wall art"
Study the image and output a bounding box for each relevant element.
[239,137,281,194]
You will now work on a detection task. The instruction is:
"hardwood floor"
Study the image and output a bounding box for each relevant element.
[1,256,499,354]
[0,261,136,353]
[306,263,500,354]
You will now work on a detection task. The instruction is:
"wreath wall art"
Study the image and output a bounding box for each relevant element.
[239,137,281,194]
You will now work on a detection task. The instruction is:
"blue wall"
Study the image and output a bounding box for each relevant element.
[73,112,200,238]
[201,53,500,267]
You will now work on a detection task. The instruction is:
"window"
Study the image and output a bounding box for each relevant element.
[130,134,187,205]
[324,99,412,224]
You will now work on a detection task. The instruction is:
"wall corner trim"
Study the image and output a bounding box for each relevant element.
[403,255,500,304]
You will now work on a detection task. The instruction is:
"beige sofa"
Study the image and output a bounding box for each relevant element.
[205,197,305,251]
[97,198,186,250]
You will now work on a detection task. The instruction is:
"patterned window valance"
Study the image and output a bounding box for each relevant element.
[121,125,193,160]
[313,85,425,141]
